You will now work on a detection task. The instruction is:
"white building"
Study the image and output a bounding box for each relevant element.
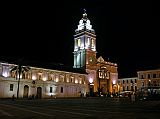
[0,62,88,98]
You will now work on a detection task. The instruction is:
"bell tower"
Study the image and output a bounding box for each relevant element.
[73,9,96,69]
[73,9,97,95]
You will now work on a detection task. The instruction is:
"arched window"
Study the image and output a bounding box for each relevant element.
[77,39,81,47]
[38,74,42,80]
[70,76,74,83]
[60,75,64,82]
[48,73,53,81]
[22,72,25,79]
[91,38,94,48]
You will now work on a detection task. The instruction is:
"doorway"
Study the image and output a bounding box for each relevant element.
[37,87,42,99]
[23,85,29,98]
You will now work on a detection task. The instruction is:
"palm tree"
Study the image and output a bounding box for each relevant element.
[10,60,30,99]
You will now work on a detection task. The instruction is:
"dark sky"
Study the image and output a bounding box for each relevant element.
[1,1,160,78]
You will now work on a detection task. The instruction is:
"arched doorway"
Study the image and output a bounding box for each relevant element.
[37,87,42,99]
[23,85,29,98]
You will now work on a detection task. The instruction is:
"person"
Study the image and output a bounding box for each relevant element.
[32,94,35,99]
[12,94,15,101]
[50,94,53,99]
[131,93,135,103]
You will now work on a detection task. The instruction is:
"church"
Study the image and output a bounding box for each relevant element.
[0,11,118,99]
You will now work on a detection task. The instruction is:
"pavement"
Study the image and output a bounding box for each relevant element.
[0,97,160,119]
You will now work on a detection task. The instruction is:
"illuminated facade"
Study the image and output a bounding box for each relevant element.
[118,69,160,95]
[137,69,160,94]
[73,10,118,96]
[0,10,119,99]
[96,57,118,95]
[0,62,88,98]
[118,77,138,93]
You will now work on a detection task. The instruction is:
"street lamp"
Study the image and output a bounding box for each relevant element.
[97,69,101,97]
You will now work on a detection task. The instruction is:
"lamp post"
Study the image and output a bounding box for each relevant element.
[118,84,120,97]
[98,69,101,97]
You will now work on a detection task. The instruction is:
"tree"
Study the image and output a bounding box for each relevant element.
[10,60,30,99]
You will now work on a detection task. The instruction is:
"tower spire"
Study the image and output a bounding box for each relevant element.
[76,9,94,32]
[83,8,86,14]
[83,8,87,18]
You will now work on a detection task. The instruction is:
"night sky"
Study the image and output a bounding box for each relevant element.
[1,1,160,78]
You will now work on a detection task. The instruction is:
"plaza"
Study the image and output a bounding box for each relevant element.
[0,98,160,119]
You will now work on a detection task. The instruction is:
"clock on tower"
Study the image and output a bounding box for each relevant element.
[89,56,95,64]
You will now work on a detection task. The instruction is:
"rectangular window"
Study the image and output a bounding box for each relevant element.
[153,74,156,78]
[141,75,144,79]
[10,84,13,91]
[123,80,125,84]
[135,86,137,91]
[127,86,129,90]
[131,86,133,91]
[148,81,151,86]
[135,79,137,83]
[123,86,125,91]
[61,87,63,93]
[50,87,52,93]
[148,74,150,79]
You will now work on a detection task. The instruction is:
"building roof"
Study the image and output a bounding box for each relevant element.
[0,58,87,74]
[137,68,160,73]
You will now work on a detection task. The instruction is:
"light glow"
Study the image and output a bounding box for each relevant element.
[56,77,59,82]
[2,72,8,77]
[89,78,93,83]
[42,77,47,81]
[77,39,81,47]
[17,74,22,79]
[113,80,116,85]
[67,78,69,83]
[32,76,36,80]
[75,79,78,83]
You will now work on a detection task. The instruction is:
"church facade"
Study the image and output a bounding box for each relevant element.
[73,11,118,96]
[0,11,118,98]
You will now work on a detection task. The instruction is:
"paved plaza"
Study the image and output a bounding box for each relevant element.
[0,98,160,119]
